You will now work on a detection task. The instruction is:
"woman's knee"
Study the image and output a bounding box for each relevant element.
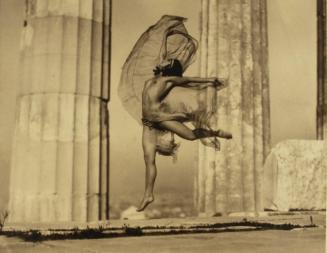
[159,121,196,140]
[184,131,196,141]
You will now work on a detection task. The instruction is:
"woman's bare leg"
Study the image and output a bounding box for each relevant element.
[137,122,231,212]
[137,126,158,212]
[158,121,232,140]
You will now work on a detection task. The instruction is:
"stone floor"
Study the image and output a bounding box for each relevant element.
[4,211,325,231]
[0,227,325,253]
[1,212,325,253]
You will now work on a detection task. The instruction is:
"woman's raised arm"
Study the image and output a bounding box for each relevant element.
[170,76,226,90]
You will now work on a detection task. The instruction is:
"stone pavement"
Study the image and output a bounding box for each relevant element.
[0,227,325,253]
[0,212,325,253]
[4,211,325,231]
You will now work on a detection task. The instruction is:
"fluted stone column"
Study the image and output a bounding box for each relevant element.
[9,0,111,222]
[195,0,270,216]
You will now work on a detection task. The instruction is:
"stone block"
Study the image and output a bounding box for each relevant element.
[56,142,74,220]
[62,17,79,55]
[61,54,78,93]
[46,53,62,93]
[58,94,75,142]
[263,140,326,211]
[20,55,31,95]
[31,55,47,93]
[72,143,88,221]
[43,94,59,141]
[74,95,89,142]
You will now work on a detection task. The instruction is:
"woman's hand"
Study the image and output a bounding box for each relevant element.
[213,78,221,86]
[213,78,227,89]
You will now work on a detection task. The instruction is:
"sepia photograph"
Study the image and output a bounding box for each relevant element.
[0,0,325,252]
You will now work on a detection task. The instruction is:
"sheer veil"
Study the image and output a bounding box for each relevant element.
[118,15,198,124]
[118,15,221,156]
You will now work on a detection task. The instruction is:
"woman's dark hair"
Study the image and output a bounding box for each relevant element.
[153,59,183,77]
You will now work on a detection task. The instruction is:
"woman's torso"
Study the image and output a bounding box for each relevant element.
[142,77,206,124]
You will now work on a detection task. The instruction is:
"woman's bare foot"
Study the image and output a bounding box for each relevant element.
[215,130,232,139]
[136,195,154,212]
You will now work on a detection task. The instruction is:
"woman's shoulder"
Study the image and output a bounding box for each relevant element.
[144,78,156,87]
[145,76,168,85]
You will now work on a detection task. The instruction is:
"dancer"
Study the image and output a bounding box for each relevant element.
[118,15,232,212]
[137,59,232,211]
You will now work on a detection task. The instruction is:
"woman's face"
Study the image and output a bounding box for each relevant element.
[156,59,183,77]
[158,59,173,69]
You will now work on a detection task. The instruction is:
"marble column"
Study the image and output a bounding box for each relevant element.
[9,0,111,222]
[195,0,270,216]
[317,0,327,140]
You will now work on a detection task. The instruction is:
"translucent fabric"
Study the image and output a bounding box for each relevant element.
[118,15,221,156]
[118,15,198,124]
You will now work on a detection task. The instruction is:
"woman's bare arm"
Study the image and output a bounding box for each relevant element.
[156,76,226,101]
[170,76,226,90]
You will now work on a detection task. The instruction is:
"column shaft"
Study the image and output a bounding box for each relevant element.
[9,0,111,222]
[196,0,270,215]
